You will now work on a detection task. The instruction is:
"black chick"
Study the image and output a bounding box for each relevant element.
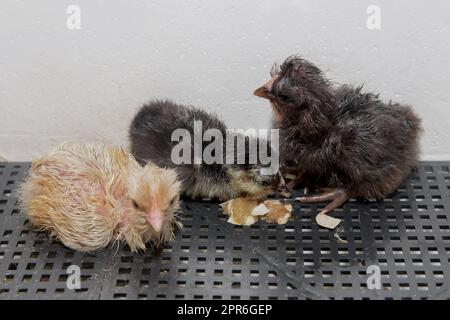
[129,100,276,201]
[254,56,422,217]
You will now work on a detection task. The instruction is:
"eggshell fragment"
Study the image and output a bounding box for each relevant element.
[221,198,260,226]
[251,203,270,216]
[220,198,292,226]
[315,211,341,229]
[263,200,292,224]
[227,215,257,226]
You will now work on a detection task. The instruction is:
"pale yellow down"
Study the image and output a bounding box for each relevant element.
[18,142,181,252]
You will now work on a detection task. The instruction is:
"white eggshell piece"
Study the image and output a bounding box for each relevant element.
[315,212,341,229]
[251,203,270,216]
[277,213,290,225]
[227,216,239,225]
[243,216,257,226]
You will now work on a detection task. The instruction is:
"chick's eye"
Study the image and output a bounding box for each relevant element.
[132,200,140,210]
[278,93,291,102]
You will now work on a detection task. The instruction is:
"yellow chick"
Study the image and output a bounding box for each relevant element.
[18,142,181,252]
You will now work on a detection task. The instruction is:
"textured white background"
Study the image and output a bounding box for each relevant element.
[1,0,449,160]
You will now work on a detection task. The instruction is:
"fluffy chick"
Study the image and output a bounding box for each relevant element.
[254,56,422,216]
[18,142,181,252]
[129,100,274,201]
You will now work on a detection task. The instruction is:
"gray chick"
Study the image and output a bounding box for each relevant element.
[129,100,277,200]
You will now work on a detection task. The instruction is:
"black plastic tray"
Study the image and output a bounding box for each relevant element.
[0,162,449,299]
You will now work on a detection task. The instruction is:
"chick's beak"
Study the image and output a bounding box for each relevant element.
[253,76,278,100]
[147,205,164,233]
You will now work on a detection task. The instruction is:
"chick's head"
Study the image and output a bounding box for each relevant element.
[254,56,333,119]
[123,163,181,250]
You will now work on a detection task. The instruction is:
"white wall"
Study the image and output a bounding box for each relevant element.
[1,0,449,161]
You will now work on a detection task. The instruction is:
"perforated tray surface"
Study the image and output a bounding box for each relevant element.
[1,162,449,300]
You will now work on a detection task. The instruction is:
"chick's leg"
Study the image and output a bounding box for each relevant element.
[317,190,349,215]
[295,190,337,202]
[295,189,348,214]
[286,174,303,190]
[277,171,292,198]
[296,189,349,213]
[285,171,313,193]
[277,170,287,189]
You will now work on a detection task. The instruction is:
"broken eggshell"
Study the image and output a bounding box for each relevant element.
[263,201,292,225]
[315,211,342,229]
[220,198,292,226]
